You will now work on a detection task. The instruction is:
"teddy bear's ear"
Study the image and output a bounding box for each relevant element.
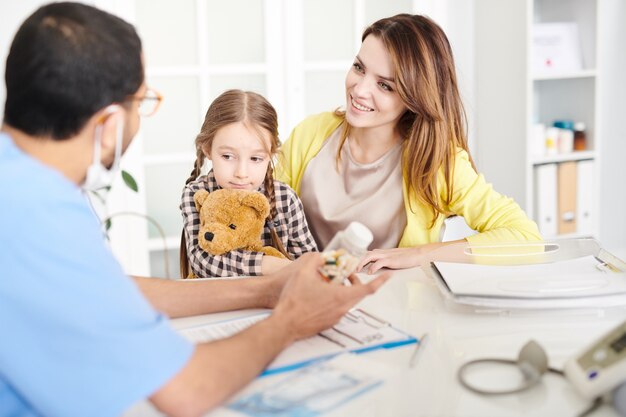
[194,189,210,212]
[242,192,270,219]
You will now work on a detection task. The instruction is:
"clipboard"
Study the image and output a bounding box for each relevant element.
[179,308,417,376]
[425,239,626,310]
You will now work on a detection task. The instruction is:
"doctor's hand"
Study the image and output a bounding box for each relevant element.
[357,241,464,274]
[272,253,391,341]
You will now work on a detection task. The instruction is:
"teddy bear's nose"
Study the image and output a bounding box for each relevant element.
[204,232,214,242]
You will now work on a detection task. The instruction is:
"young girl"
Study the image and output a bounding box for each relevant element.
[180,90,317,278]
[277,14,541,274]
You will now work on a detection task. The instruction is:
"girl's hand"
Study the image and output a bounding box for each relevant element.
[357,241,463,274]
[261,254,293,275]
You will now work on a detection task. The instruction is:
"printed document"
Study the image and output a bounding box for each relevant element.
[180,309,416,375]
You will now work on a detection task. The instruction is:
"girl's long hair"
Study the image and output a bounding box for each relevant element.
[335,14,475,228]
[180,89,289,278]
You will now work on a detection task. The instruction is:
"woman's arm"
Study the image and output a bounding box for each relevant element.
[357,240,465,273]
[445,149,541,243]
[359,150,541,273]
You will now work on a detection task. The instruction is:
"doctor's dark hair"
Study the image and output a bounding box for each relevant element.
[179,89,289,278]
[3,2,143,140]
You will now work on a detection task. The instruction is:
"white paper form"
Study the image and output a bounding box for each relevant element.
[180,312,268,342]
[433,255,626,299]
[227,354,388,417]
[179,309,417,375]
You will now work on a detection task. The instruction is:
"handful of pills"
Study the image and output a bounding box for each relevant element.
[319,249,360,284]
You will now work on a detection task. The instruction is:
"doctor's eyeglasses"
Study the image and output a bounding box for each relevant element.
[127,87,163,117]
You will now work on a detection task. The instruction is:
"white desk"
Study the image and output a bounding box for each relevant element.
[126,260,626,417]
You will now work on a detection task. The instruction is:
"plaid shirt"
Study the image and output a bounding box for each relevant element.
[181,170,318,277]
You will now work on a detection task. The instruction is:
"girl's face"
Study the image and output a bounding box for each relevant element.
[345,35,407,132]
[206,121,272,191]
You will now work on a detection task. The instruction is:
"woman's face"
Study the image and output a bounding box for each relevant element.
[345,35,407,132]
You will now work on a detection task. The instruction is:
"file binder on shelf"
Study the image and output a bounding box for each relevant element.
[558,161,577,234]
[534,164,558,237]
[425,239,626,310]
[576,160,594,235]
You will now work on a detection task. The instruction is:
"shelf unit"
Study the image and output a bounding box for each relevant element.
[475,0,601,240]
[531,150,595,166]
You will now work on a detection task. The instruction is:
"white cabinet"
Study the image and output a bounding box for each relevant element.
[475,0,602,239]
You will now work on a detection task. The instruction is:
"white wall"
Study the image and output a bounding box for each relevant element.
[598,0,626,252]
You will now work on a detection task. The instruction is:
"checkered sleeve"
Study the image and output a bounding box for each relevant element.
[277,183,318,258]
[180,181,264,278]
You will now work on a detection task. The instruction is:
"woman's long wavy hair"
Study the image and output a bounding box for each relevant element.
[180,89,289,278]
[335,14,475,227]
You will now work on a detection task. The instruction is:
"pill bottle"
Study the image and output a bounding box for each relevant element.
[545,127,559,155]
[573,122,587,151]
[558,128,574,153]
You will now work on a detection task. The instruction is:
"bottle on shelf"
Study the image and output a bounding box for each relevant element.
[320,221,373,285]
[558,129,574,153]
[573,122,587,151]
[545,127,559,155]
[553,120,574,153]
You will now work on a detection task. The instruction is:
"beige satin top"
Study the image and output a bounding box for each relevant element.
[299,128,406,250]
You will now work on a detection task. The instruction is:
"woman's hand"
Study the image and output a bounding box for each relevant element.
[357,240,464,274]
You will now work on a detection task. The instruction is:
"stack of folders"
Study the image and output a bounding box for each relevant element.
[428,247,626,310]
[534,160,594,237]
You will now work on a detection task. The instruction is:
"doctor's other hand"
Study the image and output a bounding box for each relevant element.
[357,241,463,274]
[273,253,391,341]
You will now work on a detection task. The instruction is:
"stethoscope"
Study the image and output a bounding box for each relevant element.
[457,340,605,416]
[457,340,559,395]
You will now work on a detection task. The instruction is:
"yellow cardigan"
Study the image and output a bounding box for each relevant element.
[277,112,541,247]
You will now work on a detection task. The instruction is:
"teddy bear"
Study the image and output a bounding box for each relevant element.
[193,188,285,259]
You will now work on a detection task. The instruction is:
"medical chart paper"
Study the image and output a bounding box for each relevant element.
[179,309,417,376]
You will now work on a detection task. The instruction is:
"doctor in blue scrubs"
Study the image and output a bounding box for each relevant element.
[0,3,389,416]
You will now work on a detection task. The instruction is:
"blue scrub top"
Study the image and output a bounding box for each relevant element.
[0,133,193,417]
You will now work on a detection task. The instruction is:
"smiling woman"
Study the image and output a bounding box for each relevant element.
[277,13,541,274]
[344,36,406,135]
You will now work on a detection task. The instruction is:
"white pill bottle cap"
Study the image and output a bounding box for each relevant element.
[343,221,373,250]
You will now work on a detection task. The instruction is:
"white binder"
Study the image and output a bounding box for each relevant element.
[534,163,558,237]
[576,160,594,236]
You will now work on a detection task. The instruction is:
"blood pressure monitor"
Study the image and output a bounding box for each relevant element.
[564,320,626,400]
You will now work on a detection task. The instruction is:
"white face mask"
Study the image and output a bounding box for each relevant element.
[82,111,124,191]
